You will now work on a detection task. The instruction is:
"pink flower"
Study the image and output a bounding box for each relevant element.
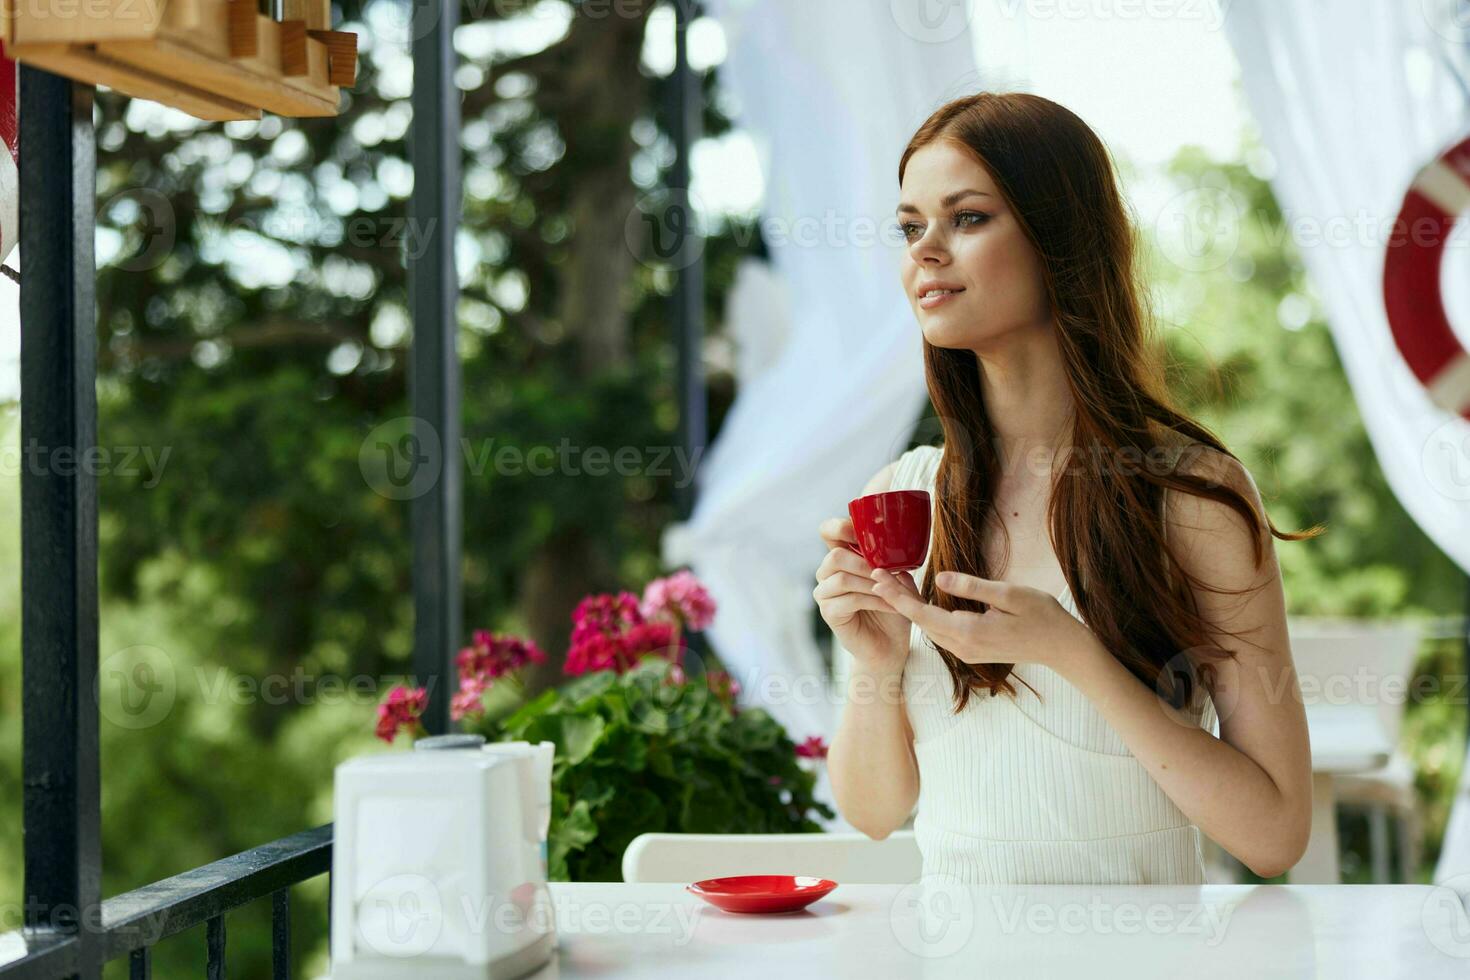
[376,685,428,743]
[449,674,490,722]
[457,630,546,684]
[640,570,717,631]
[565,591,685,676]
[706,670,740,710]
[564,632,622,676]
[570,592,642,644]
[625,621,683,665]
[795,735,828,760]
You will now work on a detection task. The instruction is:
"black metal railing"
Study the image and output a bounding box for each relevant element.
[0,823,331,979]
[0,0,464,972]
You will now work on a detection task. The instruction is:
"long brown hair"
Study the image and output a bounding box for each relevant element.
[899,91,1325,714]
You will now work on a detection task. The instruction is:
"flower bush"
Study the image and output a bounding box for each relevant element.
[374,686,429,743]
[373,569,835,881]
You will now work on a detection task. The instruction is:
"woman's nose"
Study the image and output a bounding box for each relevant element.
[907,226,950,262]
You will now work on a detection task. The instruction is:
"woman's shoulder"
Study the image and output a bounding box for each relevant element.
[889,443,943,492]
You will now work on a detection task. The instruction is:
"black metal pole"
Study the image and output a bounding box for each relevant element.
[669,0,710,674]
[408,0,463,735]
[20,68,101,979]
[670,0,707,525]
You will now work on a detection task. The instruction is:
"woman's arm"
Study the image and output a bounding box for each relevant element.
[825,459,921,839]
[828,661,919,839]
[1061,451,1313,878]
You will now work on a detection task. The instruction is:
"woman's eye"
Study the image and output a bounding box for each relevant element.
[899,211,990,242]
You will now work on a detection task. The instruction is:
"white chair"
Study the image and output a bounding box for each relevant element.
[1289,618,1423,882]
[621,831,924,884]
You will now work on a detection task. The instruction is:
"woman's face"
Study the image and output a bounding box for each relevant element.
[896,142,1052,349]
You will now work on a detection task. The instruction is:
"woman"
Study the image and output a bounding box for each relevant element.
[814,92,1323,885]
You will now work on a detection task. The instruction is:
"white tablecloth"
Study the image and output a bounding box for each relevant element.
[517,880,1468,978]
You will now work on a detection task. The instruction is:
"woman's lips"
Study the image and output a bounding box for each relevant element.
[918,288,965,310]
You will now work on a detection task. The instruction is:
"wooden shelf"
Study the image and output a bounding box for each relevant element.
[2,0,356,121]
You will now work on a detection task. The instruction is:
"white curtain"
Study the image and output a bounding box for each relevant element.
[1223,0,1470,572]
[663,0,979,798]
[1221,0,1470,882]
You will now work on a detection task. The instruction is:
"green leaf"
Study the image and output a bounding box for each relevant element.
[558,714,607,765]
[560,798,599,849]
[504,669,833,882]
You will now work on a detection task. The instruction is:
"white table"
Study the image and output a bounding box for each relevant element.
[1290,704,1394,884]
[519,880,1469,978]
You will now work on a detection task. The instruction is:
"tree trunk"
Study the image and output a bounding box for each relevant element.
[515,1,653,691]
[517,525,610,698]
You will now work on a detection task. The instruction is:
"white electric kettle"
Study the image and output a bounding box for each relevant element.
[329,734,558,979]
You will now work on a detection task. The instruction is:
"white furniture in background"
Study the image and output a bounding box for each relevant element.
[1322,620,1427,882]
[1288,619,1421,884]
[622,831,923,885]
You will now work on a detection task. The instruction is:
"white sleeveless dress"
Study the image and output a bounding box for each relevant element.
[891,444,1218,884]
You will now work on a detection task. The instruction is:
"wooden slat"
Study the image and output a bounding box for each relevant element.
[278,19,306,76]
[7,0,347,119]
[91,0,338,117]
[227,0,257,57]
[305,0,328,31]
[98,33,335,116]
[159,0,336,103]
[14,43,261,120]
[11,0,163,44]
[172,0,202,30]
[308,29,355,87]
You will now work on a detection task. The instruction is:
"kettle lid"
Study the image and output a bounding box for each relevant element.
[413,733,487,751]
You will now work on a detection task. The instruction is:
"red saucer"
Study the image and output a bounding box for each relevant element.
[685,874,838,914]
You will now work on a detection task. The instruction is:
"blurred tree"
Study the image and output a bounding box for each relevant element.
[56,1,748,974]
[1141,139,1464,618]
[94,0,743,724]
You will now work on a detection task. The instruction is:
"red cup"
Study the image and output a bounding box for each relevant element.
[846,489,931,572]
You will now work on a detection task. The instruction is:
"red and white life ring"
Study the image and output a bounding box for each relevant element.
[1384,135,1470,420]
[0,43,15,266]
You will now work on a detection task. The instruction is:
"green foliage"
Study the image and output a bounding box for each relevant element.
[487,660,834,882]
[1144,140,1465,617]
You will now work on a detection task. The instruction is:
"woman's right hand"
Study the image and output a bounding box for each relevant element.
[815,517,915,674]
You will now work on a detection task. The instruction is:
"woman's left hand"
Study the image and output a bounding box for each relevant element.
[869,567,1099,677]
